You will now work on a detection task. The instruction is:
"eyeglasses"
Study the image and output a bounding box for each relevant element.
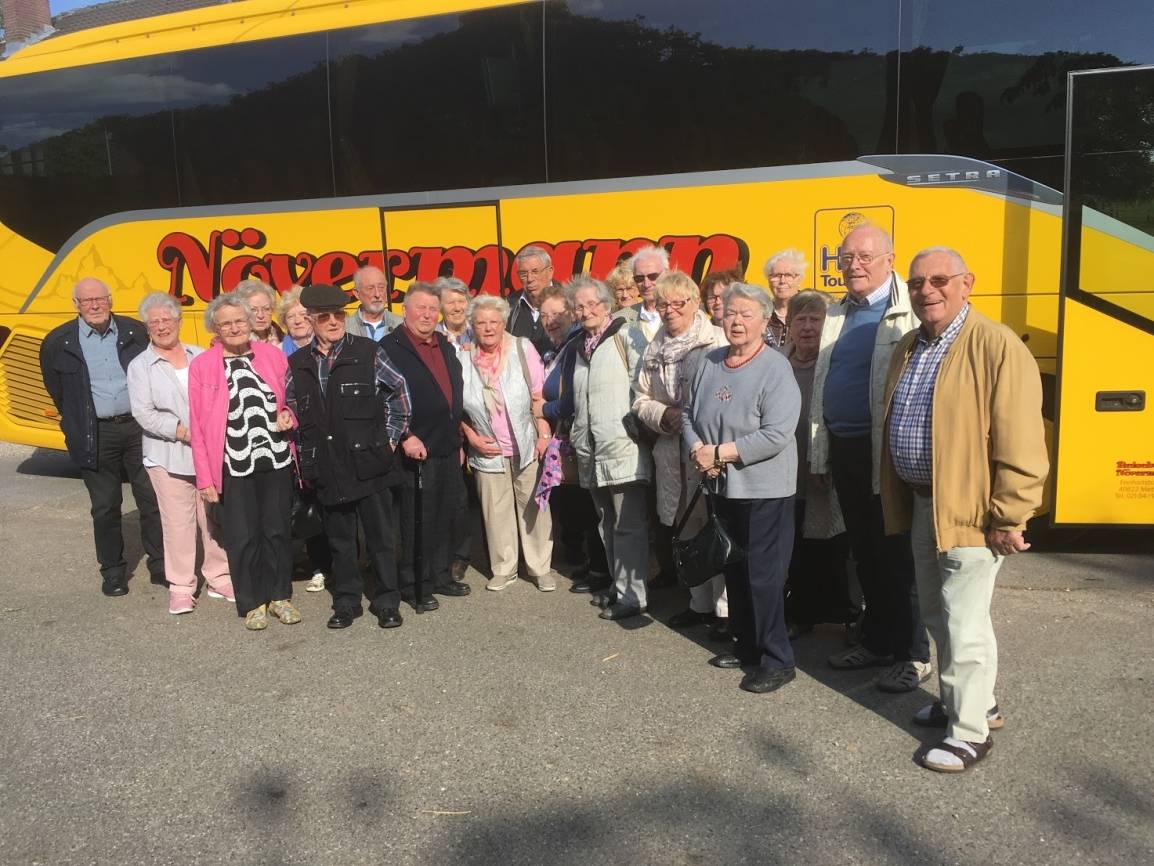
[573,300,604,314]
[146,317,177,328]
[633,272,662,285]
[214,318,249,332]
[768,272,800,281]
[75,296,111,307]
[907,273,967,291]
[838,252,890,267]
[248,304,272,316]
[516,267,551,280]
[311,310,347,323]
[656,299,690,313]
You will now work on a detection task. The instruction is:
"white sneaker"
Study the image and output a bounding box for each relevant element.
[535,572,557,592]
[305,572,326,593]
[486,574,516,592]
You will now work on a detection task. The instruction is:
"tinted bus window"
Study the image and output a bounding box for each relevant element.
[898,0,1154,190]
[544,0,899,181]
[171,33,333,206]
[0,54,179,251]
[329,4,545,196]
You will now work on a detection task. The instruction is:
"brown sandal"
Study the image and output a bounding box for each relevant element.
[923,736,993,773]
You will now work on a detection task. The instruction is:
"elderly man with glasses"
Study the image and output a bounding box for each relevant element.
[807,224,930,694]
[39,276,166,596]
[506,245,556,357]
[629,245,670,343]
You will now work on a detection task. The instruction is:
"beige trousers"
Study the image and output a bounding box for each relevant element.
[475,457,553,579]
[910,493,1003,742]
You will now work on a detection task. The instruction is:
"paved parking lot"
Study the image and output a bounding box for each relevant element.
[1,442,1152,866]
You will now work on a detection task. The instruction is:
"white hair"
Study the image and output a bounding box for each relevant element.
[204,294,253,332]
[434,276,470,301]
[466,294,511,324]
[909,246,968,274]
[631,244,670,271]
[565,274,613,309]
[138,292,182,322]
[516,245,552,269]
[762,248,809,280]
[722,282,772,318]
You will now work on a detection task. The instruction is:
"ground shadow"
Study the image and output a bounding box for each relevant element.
[16,447,78,478]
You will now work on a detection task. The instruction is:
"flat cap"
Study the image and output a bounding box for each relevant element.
[301,283,352,310]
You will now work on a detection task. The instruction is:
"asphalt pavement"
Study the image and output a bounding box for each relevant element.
[0,442,1151,866]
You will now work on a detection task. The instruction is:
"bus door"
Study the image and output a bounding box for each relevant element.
[1054,65,1154,525]
[380,203,505,307]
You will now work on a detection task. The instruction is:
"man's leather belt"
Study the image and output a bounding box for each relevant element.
[98,414,135,424]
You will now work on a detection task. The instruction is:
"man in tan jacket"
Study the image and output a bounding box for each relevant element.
[881,247,1048,773]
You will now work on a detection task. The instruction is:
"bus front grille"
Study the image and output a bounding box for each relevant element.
[0,333,60,430]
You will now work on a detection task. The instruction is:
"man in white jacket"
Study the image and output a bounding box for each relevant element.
[808,225,930,693]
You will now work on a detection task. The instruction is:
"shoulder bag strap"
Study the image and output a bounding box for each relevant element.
[672,479,706,540]
[515,337,532,394]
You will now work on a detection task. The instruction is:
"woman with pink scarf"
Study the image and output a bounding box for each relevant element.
[459,295,556,593]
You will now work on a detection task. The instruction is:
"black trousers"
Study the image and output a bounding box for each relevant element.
[549,483,609,574]
[787,499,855,626]
[323,488,399,614]
[828,432,929,662]
[452,466,476,565]
[221,466,294,617]
[79,418,164,584]
[396,454,464,601]
[717,496,795,671]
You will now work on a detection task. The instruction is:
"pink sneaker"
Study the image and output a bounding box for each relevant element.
[169,593,196,615]
[206,580,236,603]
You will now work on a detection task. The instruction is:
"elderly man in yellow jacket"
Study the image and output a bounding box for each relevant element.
[881,246,1048,773]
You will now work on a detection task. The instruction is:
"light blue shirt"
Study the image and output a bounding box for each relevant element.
[77,317,131,418]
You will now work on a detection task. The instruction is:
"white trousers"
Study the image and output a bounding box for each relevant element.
[910,494,1003,742]
[475,457,553,579]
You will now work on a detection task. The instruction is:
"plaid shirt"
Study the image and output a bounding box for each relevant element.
[285,334,411,444]
[887,304,970,486]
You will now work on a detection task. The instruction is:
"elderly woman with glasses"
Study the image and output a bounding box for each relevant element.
[568,275,652,620]
[234,278,284,346]
[632,271,728,630]
[127,292,234,615]
[278,286,314,357]
[762,249,808,347]
[190,294,298,631]
[700,268,742,328]
[434,276,475,351]
[458,295,556,592]
[605,258,640,323]
[684,283,801,693]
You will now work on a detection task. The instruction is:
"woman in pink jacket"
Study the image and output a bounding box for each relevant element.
[190,294,298,631]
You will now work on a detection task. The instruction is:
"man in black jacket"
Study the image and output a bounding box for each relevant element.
[505,245,555,357]
[38,277,165,596]
[286,284,412,630]
[381,282,472,610]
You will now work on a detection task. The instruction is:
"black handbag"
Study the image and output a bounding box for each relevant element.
[671,480,744,588]
[290,485,325,540]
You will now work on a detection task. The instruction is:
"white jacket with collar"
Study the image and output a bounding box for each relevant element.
[459,336,538,474]
[808,274,917,494]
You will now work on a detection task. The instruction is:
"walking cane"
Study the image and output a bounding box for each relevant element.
[412,460,425,608]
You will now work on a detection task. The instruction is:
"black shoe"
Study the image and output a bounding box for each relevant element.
[707,619,732,643]
[413,598,440,613]
[598,603,646,621]
[434,581,471,597]
[570,571,611,594]
[740,666,796,693]
[327,608,363,629]
[708,652,743,669]
[149,574,168,587]
[450,559,469,582]
[376,608,403,629]
[101,577,128,597]
[668,608,716,629]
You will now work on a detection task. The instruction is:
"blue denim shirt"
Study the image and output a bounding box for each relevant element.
[77,316,131,417]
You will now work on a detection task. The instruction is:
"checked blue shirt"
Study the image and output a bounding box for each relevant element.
[888,304,970,486]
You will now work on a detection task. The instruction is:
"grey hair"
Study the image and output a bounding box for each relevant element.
[631,244,670,271]
[565,274,613,310]
[722,282,772,319]
[204,294,253,332]
[232,278,277,307]
[787,289,832,321]
[403,281,440,306]
[277,285,305,321]
[353,266,387,291]
[466,294,511,325]
[909,246,968,274]
[762,248,810,280]
[434,276,470,301]
[138,291,182,322]
[516,245,552,269]
[72,276,110,300]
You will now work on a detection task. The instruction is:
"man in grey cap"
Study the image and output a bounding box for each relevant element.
[285,283,412,629]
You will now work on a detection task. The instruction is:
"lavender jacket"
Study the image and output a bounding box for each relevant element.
[188,341,292,494]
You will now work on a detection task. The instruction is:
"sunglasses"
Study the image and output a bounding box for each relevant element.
[907,273,966,291]
[311,310,347,323]
[633,272,662,285]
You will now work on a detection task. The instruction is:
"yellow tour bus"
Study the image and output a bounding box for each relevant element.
[0,0,1151,527]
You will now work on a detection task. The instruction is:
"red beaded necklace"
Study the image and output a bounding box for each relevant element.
[724,340,765,370]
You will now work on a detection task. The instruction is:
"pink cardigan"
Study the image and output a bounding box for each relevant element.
[189,342,293,493]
